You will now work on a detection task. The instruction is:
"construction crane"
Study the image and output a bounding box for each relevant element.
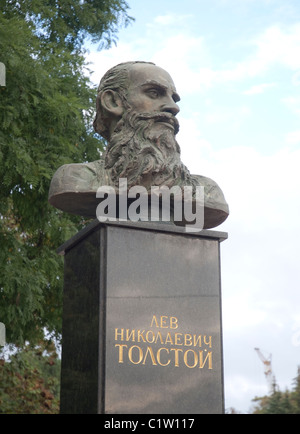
[254,348,276,394]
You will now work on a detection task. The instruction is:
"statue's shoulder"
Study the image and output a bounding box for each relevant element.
[49,159,107,196]
[48,159,109,217]
[192,174,229,212]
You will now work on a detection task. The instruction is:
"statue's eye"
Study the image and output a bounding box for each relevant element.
[147,88,160,99]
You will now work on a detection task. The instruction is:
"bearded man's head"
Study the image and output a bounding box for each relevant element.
[93,61,192,190]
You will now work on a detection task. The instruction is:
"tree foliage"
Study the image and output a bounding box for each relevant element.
[252,367,300,414]
[0,340,60,414]
[0,0,133,345]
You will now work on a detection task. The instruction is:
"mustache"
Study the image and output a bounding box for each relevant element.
[128,111,180,135]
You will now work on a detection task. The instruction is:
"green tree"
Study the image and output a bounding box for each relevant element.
[252,366,300,414]
[0,0,133,345]
[290,366,300,413]
[0,340,60,414]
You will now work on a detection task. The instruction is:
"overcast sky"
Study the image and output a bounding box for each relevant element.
[86,0,300,413]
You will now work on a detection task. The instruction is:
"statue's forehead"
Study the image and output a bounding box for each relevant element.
[128,64,178,93]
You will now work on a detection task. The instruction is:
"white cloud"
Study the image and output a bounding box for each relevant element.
[154,14,175,26]
[153,13,193,26]
[205,105,251,125]
[225,374,267,412]
[86,41,145,86]
[233,24,299,77]
[156,23,300,93]
[285,130,300,145]
[152,23,300,95]
[253,24,300,71]
[205,24,300,87]
[179,120,300,238]
[282,96,300,117]
[151,34,213,94]
[86,19,300,98]
[292,70,300,86]
[243,82,276,95]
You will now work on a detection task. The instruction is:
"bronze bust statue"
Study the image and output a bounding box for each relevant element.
[49,61,229,229]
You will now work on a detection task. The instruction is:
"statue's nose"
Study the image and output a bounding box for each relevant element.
[161,96,180,116]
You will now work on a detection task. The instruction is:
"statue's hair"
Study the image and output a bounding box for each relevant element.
[93,61,155,140]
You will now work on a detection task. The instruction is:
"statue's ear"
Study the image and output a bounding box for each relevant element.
[100,90,124,117]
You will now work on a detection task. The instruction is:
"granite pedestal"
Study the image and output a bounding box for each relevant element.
[58,220,227,414]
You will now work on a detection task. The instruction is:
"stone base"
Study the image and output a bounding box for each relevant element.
[58,220,227,414]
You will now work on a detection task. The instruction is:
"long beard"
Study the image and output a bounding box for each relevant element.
[104,110,192,190]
